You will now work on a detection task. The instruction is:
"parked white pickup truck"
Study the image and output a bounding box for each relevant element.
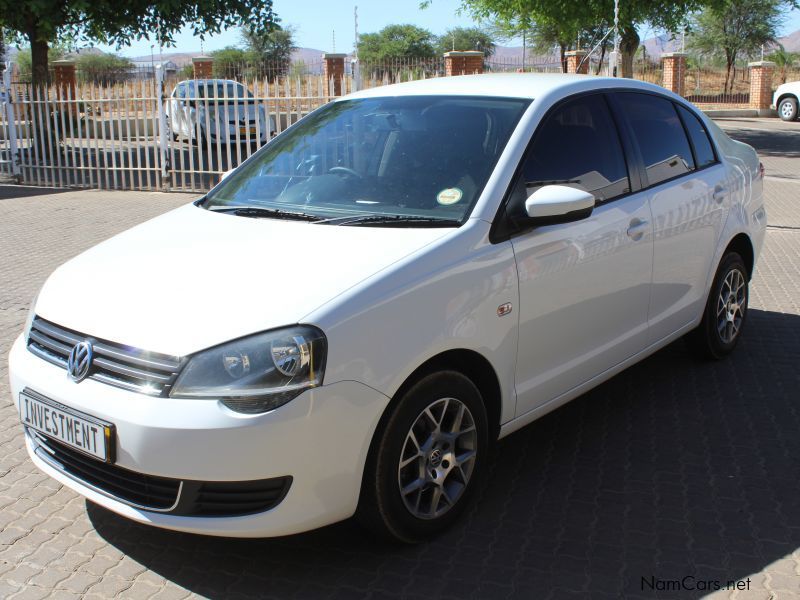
[773,81,800,121]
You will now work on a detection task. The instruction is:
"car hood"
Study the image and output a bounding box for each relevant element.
[34,204,451,357]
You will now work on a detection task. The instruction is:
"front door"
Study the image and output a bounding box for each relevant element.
[507,93,654,417]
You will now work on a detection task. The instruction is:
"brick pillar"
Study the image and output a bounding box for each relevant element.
[565,51,589,74]
[661,52,687,96]
[52,59,76,98]
[444,51,484,76]
[323,53,347,96]
[748,61,775,115]
[192,56,214,79]
[52,59,77,116]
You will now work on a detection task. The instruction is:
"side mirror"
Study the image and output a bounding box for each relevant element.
[525,185,595,225]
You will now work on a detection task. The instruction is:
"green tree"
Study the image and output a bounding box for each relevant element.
[766,46,799,84]
[0,0,275,87]
[13,44,66,80]
[439,0,702,78]
[241,24,296,79]
[358,24,437,64]
[486,16,535,69]
[689,0,787,93]
[436,26,495,56]
[75,52,133,84]
[210,46,249,79]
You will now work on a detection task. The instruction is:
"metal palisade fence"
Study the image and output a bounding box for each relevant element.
[0,63,370,192]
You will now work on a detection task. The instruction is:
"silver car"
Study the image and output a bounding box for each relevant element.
[165,79,276,145]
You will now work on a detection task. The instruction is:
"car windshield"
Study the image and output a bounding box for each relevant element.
[201,95,530,225]
[188,82,253,99]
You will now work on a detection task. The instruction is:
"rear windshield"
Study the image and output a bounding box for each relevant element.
[202,95,530,225]
[188,83,253,99]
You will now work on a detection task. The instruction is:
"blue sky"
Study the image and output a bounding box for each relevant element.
[88,0,800,58]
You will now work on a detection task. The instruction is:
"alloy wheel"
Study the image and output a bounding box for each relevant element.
[397,397,477,520]
[717,267,747,344]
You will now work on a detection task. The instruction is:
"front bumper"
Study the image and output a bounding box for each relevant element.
[9,334,390,537]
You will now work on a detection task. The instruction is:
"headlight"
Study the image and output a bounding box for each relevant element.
[171,326,326,414]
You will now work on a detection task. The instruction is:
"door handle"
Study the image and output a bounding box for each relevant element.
[713,185,727,204]
[626,218,648,241]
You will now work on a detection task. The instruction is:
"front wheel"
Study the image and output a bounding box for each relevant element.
[357,371,488,543]
[778,97,799,122]
[687,252,749,359]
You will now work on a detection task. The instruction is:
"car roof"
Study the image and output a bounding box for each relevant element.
[342,73,675,102]
[176,79,241,86]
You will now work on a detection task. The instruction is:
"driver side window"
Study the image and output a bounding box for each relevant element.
[508,94,630,218]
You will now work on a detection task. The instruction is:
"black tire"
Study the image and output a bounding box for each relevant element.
[778,97,799,122]
[686,252,749,359]
[357,371,488,543]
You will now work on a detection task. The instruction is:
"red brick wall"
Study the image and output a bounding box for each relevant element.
[323,54,347,96]
[749,62,775,110]
[192,58,213,79]
[565,52,588,75]
[662,53,687,96]
[444,52,484,76]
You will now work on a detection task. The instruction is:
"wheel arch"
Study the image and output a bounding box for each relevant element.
[358,348,503,505]
[724,232,755,280]
[776,92,798,106]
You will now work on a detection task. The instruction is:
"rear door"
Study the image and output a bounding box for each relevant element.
[611,93,728,344]
[506,93,654,417]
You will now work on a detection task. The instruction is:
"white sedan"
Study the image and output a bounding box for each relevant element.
[10,74,766,543]
[165,79,276,144]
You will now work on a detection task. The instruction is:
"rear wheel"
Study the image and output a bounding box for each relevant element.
[778,97,798,122]
[357,371,488,543]
[687,252,749,359]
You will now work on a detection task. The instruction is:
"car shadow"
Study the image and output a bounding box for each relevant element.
[88,308,800,599]
[0,185,73,200]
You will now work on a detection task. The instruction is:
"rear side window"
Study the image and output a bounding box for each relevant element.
[616,93,695,186]
[676,104,717,169]
[519,94,630,203]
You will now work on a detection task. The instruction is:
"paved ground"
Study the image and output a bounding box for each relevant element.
[0,117,799,599]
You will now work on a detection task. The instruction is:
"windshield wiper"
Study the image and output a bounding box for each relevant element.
[318,214,462,227]
[209,206,323,222]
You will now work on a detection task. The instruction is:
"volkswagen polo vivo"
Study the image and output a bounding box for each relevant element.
[9,74,767,542]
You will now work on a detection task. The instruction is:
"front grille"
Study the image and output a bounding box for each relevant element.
[30,431,292,517]
[32,431,181,510]
[27,317,184,396]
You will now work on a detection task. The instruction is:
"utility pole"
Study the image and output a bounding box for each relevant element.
[353,6,361,91]
[610,0,620,77]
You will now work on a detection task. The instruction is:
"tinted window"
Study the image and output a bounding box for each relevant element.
[617,93,695,186]
[519,94,630,204]
[677,104,716,169]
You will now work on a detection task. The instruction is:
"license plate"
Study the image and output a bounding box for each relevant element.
[20,390,115,462]
[239,127,257,134]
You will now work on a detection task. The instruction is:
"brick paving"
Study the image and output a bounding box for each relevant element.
[0,119,799,599]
